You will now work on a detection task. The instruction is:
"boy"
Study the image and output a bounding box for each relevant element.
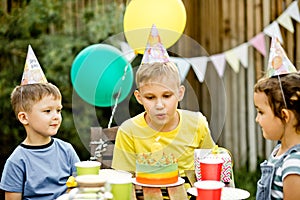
[0,45,80,200]
[112,25,215,176]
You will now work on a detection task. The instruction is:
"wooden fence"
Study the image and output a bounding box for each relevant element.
[179,0,300,171]
[2,0,300,171]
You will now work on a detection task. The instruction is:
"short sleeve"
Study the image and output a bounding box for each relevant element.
[282,152,300,180]
[0,159,24,192]
[111,127,136,172]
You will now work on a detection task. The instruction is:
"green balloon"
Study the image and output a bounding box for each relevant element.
[71,44,133,107]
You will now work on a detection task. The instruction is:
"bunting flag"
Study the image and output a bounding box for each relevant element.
[233,43,249,68]
[263,21,283,43]
[277,12,294,33]
[224,49,240,73]
[286,1,300,22]
[119,1,299,82]
[249,33,267,56]
[210,54,226,78]
[169,56,191,82]
[188,57,208,83]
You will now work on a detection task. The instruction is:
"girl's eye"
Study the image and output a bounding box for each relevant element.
[256,109,263,115]
[44,110,51,113]
[57,109,62,113]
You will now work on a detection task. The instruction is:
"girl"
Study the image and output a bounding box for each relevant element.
[254,73,300,200]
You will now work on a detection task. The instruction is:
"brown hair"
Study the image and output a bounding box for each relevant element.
[11,83,61,116]
[254,73,300,131]
[135,62,181,88]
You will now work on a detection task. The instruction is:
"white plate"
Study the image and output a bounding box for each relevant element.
[132,177,185,187]
[56,193,69,200]
[187,187,250,199]
[99,169,133,179]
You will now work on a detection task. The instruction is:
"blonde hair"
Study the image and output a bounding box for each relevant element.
[11,83,61,116]
[135,62,181,88]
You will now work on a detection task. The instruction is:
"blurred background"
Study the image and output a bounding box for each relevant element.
[1,1,300,199]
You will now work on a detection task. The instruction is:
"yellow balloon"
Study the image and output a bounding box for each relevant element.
[123,0,187,54]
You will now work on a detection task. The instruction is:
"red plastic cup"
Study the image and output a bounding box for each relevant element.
[195,180,224,200]
[200,158,223,181]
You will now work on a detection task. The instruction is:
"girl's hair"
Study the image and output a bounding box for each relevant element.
[254,73,300,131]
[135,62,181,88]
[11,83,61,116]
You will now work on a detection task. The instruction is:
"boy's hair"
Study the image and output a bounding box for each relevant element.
[11,83,61,116]
[135,62,181,88]
[254,73,300,131]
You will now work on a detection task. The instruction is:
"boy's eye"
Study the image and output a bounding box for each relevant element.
[44,110,51,113]
[145,96,154,100]
[57,109,62,113]
[163,94,172,98]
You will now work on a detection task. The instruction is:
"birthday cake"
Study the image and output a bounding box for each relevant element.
[135,152,178,185]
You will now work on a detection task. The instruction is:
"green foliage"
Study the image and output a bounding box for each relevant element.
[234,158,264,200]
[0,0,126,161]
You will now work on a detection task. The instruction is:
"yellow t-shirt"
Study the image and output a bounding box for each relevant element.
[111,109,215,176]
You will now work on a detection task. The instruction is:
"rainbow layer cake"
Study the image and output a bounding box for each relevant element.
[136,153,178,185]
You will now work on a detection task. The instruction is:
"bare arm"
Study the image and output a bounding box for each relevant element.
[5,192,22,200]
[283,174,300,200]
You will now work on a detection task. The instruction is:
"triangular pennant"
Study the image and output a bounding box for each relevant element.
[249,33,267,57]
[21,45,47,85]
[141,24,170,64]
[210,53,226,78]
[224,49,240,73]
[263,21,283,43]
[120,42,137,62]
[169,57,191,82]
[233,43,249,68]
[286,1,300,23]
[277,12,294,33]
[188,57,208,82]
[266,37,297,77]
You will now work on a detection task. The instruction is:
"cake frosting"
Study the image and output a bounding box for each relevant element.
[136,152,178,185]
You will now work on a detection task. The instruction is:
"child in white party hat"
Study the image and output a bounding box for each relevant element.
[0,45,80,200]
[255,37,300,200]
[112,24,215,177]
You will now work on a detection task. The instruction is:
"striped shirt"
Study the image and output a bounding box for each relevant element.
[268,146,300,199]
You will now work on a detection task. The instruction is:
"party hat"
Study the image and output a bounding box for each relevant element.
[266,37,297,77]
[141,24,170,64]
[21,45,47,85]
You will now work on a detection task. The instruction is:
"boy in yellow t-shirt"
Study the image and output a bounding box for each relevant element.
[112,24,215,176]
[112,60,215,176]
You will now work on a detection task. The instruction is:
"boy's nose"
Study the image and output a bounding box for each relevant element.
[155,99,164,108]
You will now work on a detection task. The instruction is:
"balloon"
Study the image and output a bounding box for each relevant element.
[123,0,187,54]
[71,44,134,107]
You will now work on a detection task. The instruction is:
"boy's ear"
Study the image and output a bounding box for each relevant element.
[17,112,29,125]
[281,109,290,123]
[134,90,143,105]
[178,85,185,101]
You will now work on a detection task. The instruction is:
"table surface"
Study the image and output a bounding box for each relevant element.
[64,170,233,200]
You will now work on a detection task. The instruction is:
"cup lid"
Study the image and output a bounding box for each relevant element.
[75,161,101,167]
[194,180,225,189]
[199,158,224,164]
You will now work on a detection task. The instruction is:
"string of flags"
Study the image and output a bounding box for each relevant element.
[120,1,300,83]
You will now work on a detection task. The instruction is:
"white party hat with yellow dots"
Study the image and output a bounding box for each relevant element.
[266,37,297,77]
[141,24,170,64]
[21,45,47,85]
